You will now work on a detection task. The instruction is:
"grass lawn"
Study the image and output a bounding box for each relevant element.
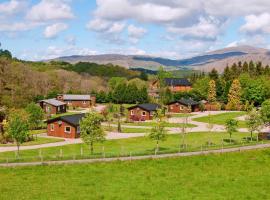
[169,113,194,118]
[29,129,46,135]
[0,132,261,163]
[1,149,270,199]
[0,137,64,147]
[103,126,150,133]
[50,112,79,119]
[194,112,247,128]
[117,121,197,128]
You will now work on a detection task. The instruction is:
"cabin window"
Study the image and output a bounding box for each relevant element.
[150,111,154,116]
[131,110,134,115]
[180,106,184,110]
[50,124,54,131]
[65,126,71,133]
[142,111,146,116]
[82,101,86,104]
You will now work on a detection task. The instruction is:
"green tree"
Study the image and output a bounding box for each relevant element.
[226,79,242,110]
[207,80,217,103]
[193,76,210,99]
[261,100,270,127]
[149,109,167,152]
[139,71,148,81]
[80,112,106,154]
[246,109,263,141]
[108,77,127,90]
[7,110,29,155]
[225,119,238,143]
[25,102,44,130]
[209,68,219,80]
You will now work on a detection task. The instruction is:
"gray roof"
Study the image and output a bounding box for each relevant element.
[41,99,66,107]
[62,94,91,101]
[164,78,192,87]
[168,98,199,106]
[128,103,161,112]
[47,113,85,126]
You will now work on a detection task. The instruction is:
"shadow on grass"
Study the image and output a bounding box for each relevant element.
[223,139,237,144]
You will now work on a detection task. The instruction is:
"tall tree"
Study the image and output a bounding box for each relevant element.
[261,100,270,128]
[80,112,105,154]
[209,68,219,80]
[7,109,29,155]
[246,109,263,141]
[149,109,167,152]
[25,102,44,130]
[207,80,217,103]
[225,119,238,143]
[226,79,242,110]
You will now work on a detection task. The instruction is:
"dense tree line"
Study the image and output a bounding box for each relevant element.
[93,77,149,104]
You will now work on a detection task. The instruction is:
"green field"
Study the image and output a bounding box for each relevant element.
[117,121,197,128]
[1,149,270,199]
[0,137,64,147]
[0,132,261,163]
[193,112,247,128]
[103,126,150,133]
[169,113,194,118]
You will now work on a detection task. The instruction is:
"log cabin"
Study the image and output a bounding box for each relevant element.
[39,99,67,115]
[167,98,200,113]
[148,78,192,97]
[57,94,96,108]
[46,113,85,138]
[128,103,161,121]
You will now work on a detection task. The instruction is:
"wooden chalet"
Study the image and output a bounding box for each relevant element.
[128,103,161,121]
[168,98,200,113]
[46,113,85,138]
[39,99,67,115]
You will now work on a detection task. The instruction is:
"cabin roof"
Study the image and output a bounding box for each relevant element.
[128,103,161,112]
[46,113,85,126]
[40,99,66,107]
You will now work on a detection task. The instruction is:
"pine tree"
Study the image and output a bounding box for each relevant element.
[207,80,217,103]
[249,61,255,76]
[226,79,242,110]
[242,61,249,73]
[223,65,231,81]
[209,68,219,80]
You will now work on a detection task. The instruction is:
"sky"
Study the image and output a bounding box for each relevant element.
[1,0,270,61]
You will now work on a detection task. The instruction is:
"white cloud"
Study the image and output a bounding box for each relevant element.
[27,0,74,22]
[240,13,270,34]
[86,18,110,32]
[0,0,27,16]
[65,35,76,45]
[44,23,68,39]
[168,17,220,40]
[107,22,126,34]
[128,25,147,43]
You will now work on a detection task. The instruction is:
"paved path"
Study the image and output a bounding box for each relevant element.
[1,142,269,167]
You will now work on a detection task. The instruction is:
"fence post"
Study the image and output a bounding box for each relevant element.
[80,146,83,157]
[102,146,105,158]
[39,149,43,162]
[60,149,63,158]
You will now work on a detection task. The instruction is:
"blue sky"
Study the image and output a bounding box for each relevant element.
[1,0,270,60]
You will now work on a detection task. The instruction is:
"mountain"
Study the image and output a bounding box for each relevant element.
[51,45,270,72]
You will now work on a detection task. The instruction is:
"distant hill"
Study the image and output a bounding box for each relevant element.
[50,45,270,72]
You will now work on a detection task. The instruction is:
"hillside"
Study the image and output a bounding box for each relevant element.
[51,45,270,72]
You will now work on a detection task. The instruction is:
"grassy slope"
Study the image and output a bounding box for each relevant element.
[194,112,247,128]
[0,132,260,163]
[1,149,270,199]
[0,137,64,147]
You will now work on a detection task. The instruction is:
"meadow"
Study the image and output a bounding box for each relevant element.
[1,149,270,199]
[193,112,247,128]
[0,132,261,163]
